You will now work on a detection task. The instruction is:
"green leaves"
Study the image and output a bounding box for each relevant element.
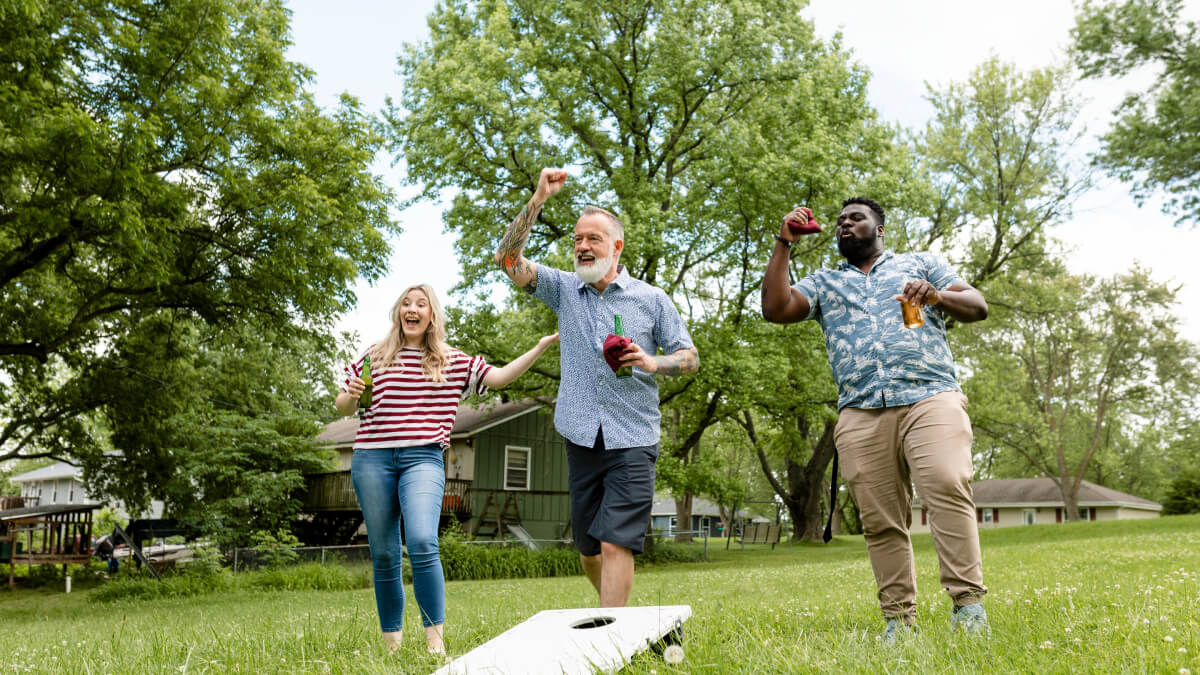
[1073,0,1200,223]
[1,0,397,466]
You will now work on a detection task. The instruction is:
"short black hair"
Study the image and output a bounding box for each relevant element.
[842,196,885,225]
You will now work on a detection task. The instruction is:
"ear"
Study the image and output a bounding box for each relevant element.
[612,238,624,258]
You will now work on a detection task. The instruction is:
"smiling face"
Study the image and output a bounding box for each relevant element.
[398,289,432,346]
[573,213,623,284]
[835,203,884,264]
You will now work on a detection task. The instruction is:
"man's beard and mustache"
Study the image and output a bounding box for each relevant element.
[574,251,613,283]
[838,231,880,264]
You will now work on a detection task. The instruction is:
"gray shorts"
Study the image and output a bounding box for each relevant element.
[565,429,658,556]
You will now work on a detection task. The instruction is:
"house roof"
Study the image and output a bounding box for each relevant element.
[915,478,1161,511]
[0,503,102,520]
[650,494,770,522]
[9,461,81,483]
[317,400,545,447]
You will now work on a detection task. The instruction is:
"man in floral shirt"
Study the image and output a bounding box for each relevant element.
[762,197,991,641]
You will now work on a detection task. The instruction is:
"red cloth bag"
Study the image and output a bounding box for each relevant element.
[602,334,632,373]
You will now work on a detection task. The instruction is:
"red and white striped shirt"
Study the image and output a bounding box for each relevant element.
[343,346,492,450]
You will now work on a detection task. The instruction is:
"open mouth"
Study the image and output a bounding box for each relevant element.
[576,253,596,265]
[404,316,421,329]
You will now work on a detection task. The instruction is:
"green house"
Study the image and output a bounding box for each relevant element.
[302,401,571,544]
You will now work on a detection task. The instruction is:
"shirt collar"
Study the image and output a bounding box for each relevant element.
[838,249,894,272]
[576,264,630,293]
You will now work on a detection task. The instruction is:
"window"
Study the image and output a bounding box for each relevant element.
[68,481,75,502]
[1023,509,1036,526]
[503,446,531,491]
[982,509,994,524]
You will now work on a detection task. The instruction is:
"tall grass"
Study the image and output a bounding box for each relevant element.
[0,515,1196,673]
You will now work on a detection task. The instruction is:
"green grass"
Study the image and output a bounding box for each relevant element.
[1,515,1198,673]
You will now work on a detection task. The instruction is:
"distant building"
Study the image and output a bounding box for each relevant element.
[650,494,770,538]
[911,478,1161,532]
[9,462,165,519]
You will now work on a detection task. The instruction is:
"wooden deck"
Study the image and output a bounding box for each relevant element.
[0,503,98,587]
[301,471,473,515]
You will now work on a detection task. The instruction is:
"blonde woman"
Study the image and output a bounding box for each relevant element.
[336,283,557,654]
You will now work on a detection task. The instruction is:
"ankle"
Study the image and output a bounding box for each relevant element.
[382,631,402,651]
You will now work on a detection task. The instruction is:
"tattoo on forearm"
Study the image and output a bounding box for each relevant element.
[654,349,698,376]
[498,200,541,287]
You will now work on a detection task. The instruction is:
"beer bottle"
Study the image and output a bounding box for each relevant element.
[613,315,633,378]
[358,354,373,412]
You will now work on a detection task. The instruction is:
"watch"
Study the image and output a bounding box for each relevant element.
[774,235,792,248]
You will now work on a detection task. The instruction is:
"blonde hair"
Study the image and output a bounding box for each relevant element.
[370,284,452,382]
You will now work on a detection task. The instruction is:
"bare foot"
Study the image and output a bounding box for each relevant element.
[382,630,402,652]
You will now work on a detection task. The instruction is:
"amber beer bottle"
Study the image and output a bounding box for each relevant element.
[613,315,633,378]
[358,354,374,413]
[899,297,925,329]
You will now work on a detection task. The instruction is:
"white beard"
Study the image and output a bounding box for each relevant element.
[574,254,613,284]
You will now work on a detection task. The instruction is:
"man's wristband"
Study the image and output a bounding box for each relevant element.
[774,235,793,248]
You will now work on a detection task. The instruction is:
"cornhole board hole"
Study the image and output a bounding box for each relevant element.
[432,605,691,675]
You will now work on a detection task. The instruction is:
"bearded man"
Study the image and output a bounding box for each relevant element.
[494,168,698,607]
[761,197,992,640]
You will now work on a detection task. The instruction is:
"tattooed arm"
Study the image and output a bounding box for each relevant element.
[494,167,567,294]
[619,344,700,376]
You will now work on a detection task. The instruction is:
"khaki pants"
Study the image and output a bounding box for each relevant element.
[835,391,986,620]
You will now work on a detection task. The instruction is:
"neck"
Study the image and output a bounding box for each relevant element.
[589,263,622,293]
[849,248,884,274]
[402,336,424,349]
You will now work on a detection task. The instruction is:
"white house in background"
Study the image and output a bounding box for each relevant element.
[650,494,771,538]
[10,462,164,518]
[910,478,1162,533]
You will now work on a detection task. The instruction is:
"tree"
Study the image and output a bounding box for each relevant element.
[390,0,912,540]
[964,263,1199,521]
[1162,468,1200,515]
[80,320,343,547]
[912,57,1091,292]
[1073,0,1200,223]
[0,0,397,466]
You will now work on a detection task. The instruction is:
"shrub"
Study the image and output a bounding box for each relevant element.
[251,529,302,569]
[638,540,707,566]
[1163,468,1200,515]
[245,562,372,592]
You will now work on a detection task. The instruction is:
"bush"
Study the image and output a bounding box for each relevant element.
[91,565,233,603]
[1163,468,1200,515]
[245,562,372,592]
[437,521,582,581]
[638,540,707,566]
[251,529,302,569]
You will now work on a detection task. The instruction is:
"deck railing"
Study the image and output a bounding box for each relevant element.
[301,471,473,515]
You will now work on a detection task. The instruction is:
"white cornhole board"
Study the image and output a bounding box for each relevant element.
[432,605,691,675]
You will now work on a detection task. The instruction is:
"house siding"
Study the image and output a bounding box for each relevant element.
[469,407,569,541]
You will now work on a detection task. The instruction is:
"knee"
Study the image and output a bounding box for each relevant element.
[600,541,630,559]
[371,547,403,573]
[405,532,440,561]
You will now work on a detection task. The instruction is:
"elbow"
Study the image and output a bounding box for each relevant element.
[493,251,504,268]
[761,301,779,324]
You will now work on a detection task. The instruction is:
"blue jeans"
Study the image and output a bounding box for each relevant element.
[351,445,446,630]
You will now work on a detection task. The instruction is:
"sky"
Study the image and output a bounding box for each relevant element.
[284,0,1200,348]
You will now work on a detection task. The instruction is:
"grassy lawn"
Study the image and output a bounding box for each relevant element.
[1,514,1197,674]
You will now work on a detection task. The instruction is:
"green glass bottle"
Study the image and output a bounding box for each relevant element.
[613,315,633,378]
[358,354,373,412]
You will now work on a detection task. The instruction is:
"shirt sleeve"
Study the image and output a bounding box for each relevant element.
[921,253,965,291]
[531,265,567,312]
[652,291,695,354]
[461,353,493,401]
[791,274,821,321]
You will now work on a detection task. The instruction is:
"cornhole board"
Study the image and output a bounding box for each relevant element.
[432,605,691,675]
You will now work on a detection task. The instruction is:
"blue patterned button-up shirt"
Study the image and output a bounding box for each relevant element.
[532,264,694,449]
[793,251,964,410]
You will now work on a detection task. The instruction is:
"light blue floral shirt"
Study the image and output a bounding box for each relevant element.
[533,264,694,449]
[793,251,964,410]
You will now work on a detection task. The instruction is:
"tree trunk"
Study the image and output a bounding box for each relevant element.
[784,419,837,542]
[673,494,694,543]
